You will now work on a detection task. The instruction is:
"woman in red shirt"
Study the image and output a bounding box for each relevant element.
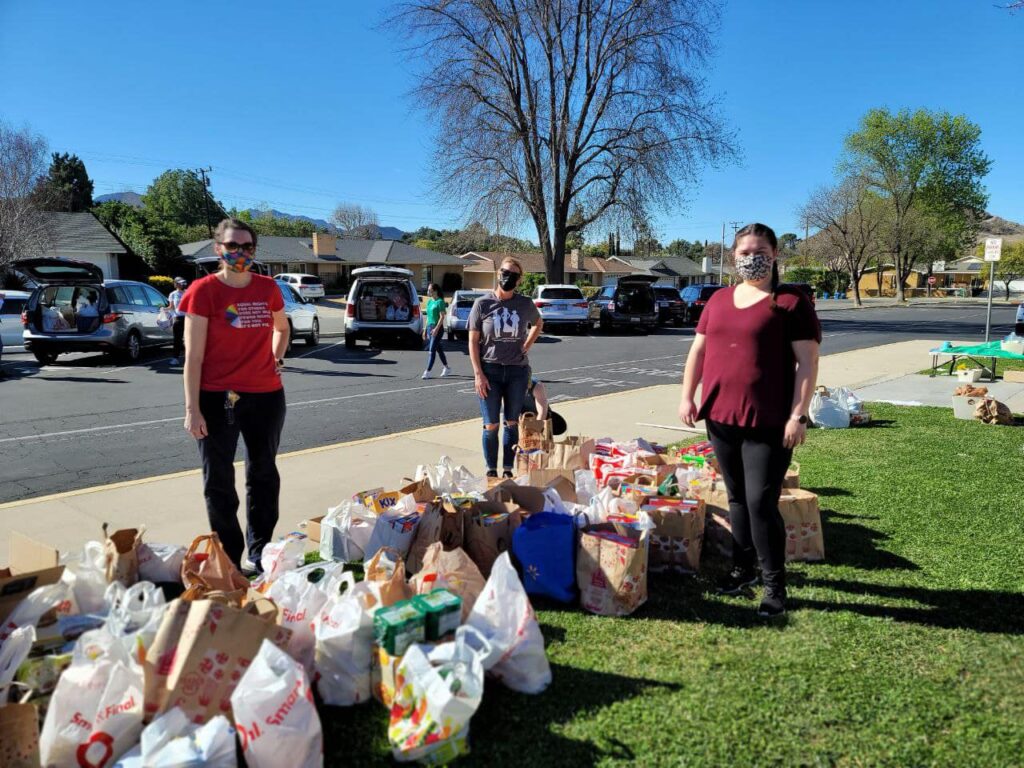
[180,218,290,573]
[679,223,820,617]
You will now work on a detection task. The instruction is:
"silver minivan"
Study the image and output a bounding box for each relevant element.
[20,258,172,365]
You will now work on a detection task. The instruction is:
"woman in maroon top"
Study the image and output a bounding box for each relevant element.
[180,218,290,573]
[679,223,820,617]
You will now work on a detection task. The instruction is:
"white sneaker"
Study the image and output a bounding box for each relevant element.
[441,366,451,378]
[169,358,179,365]
[421,370,433,379]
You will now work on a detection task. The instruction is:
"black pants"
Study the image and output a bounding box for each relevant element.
[706,420,792,590]
[196,389,286,570]
[172,317,185,359]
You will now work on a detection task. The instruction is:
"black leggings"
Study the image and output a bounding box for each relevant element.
[196,388,286,570]
[706,420,792,589]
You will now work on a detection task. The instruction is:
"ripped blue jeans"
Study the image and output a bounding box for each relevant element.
[478,362,529,472]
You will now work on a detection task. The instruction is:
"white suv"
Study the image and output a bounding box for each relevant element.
[275,273,325,301]
[532,284,589,334]
[344,267,423,349]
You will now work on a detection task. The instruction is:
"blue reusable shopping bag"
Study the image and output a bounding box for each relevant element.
[512,512,576,603]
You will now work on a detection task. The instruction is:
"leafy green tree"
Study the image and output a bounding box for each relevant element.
[93,200,186,274]
[778,233,800,252]
[976,240,1024,300]
[143,170,220,230]
[37,152,94,211]
[233,208,324,237]
[844,108,991,301]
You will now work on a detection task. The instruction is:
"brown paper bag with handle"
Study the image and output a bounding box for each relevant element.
[406,502,443,574]
[782,462,801,489]
[412,543,485,620]
[463,502,522,577]
[0,702,40,768]
[518,411,553,451]
[102,523,145,586]
[647,500,706,573]
[576,525,648,617]
[144,598,291,723]
[779,489,825,562]
[516,436,594,473]
[180,532,250,598]
[365,547,414,606]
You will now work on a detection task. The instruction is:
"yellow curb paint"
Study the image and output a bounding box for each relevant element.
[0,383,675,509]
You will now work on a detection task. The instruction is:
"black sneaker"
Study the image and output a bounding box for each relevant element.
[758,587,787,618]
[502,470,514,479]
[716,567,759,596]
[485,470,498,479]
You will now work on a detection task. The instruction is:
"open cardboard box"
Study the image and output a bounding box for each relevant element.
[0,533,63,625]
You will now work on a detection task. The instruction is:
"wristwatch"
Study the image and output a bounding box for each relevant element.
[790,414,808,424]
[276,358,284,368]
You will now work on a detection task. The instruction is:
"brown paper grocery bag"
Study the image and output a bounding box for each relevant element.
[647,501,706,573]
[0,702,40,768]
[406,503,443,574]
[102,523,145,586]
[779,488,824,562]
[144,598,290,723]
[783,462,800,489]
[576,526,648,617]
[399,477,437,504]
[516,436,594,473]
[180,532,250,598]
[518,411,553,451]
[463,502,522,577]
[365,547,414,606]
[413,543,485,620]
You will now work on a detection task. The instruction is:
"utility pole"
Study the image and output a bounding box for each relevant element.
[719,222,725,283]
[193,167,214,238]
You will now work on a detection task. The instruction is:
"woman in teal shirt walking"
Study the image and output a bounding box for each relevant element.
[421,283,451,379]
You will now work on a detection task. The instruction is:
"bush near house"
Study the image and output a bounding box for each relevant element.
[148,275,174,295]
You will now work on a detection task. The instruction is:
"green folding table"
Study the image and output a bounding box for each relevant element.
[928,341,1024,382]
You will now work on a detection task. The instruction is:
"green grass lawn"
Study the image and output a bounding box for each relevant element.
[319,404,1024,766]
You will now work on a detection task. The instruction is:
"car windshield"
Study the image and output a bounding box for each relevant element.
[539,288,583,300]
[699,286,723,300]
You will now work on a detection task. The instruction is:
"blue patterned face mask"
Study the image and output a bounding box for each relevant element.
[735,253,772,281]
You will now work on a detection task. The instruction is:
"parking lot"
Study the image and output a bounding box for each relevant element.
[0,303,1017,502]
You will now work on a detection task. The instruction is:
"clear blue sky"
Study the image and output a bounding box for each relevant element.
[1,0,1020,246]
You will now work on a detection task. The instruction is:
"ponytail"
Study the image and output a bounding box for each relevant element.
[769,260,780,310]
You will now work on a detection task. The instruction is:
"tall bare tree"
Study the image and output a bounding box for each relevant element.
[332,202,381,239]
[799,175,884,307]
[392,0,733,282]
[0,123,54,280]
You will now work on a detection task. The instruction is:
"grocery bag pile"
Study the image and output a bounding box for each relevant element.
[0,434,827,766]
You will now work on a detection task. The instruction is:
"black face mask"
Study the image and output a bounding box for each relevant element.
[498,271,519,291]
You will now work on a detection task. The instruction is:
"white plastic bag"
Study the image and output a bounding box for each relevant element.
[62,541,109,615]
[312,574,380,706]
[0,625,35,701]
[319,500,377,563]
[0,579,79,645]
[363,494,421,562]
[415,456,487,496]
[574,469,599,506]
[113,707,236,767]
[137,543,186,584]
[267,567,330,674]
[388,625,489,764]
[581,487,638,526]
[101,581,167,663]
[40,627,144,768]
[260,532,308,582]
[467,552,551,694]
[232,639,323,768]
[809,389,851,429]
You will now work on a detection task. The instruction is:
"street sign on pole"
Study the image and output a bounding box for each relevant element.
[984,237,1003,262]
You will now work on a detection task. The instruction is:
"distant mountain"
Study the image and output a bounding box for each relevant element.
[978,213,1024,241]
[242,209,406,241]
[95,191,144,208]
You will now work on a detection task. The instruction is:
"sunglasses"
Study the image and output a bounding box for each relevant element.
[499,268,521,278]
[219,241,256,254]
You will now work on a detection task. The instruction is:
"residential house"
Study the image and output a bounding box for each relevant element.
[180,233,465,292]
[16,211,150,282]
[610,255,717,287]
[459,250,644,289]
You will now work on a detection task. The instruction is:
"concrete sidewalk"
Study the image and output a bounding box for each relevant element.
[0,338,976,565]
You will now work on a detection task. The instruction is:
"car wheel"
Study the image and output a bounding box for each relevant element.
[122,331,142,363]
[33,350,58,366]
[345,334,357,350]
[306,318,320,346]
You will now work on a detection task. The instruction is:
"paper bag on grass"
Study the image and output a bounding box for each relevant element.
[779,489,825,562]
[364,547,414,606]
[413,543,484,620]
[180,533,250,599]
[0,703,40,768]
[576,525,649,617]
[647,500,705,574]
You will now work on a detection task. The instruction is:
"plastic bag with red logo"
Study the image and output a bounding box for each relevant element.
[312,574,381,706]
[39,627,144,768]
[0,579,79,647]
[267,565,331,675]
[232,639,323,768]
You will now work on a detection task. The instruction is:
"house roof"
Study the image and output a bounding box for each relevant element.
[617,256,712,278]
[179,237,464,267]
[44,212,127,254]
[461,251,643,275]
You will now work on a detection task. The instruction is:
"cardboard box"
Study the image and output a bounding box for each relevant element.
[952,395,983,420]
[302,516,325,543]
[1003,369,1024,383]
[0,533,63,625]
[956,368,984,383]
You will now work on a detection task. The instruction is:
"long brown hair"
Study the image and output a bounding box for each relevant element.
[213,217,258,247]
[732,222,780,309]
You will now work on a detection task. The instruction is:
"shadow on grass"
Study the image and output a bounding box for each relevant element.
[319,662,679,766]
[795,577,1024,634]
[808,486,854,498]
[820,510,919,571]
[860,419,897,428]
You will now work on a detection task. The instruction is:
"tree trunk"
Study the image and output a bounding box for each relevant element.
[850,268,863,307]
[1005,281,1012,301]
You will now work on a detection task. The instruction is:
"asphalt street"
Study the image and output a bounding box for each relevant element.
[0,303,1017,503]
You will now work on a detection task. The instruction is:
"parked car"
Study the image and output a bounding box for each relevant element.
[445,289,489,341]
[532,284,589,334]
[680,283,725,325]
[277,281,320,349]
[1,289,31,347]
[19,258,172,365]
[784,282,817,306]
[344,266,423,349]
[652,285,687,326]
[275,272,325,301]
[587,276,659,333]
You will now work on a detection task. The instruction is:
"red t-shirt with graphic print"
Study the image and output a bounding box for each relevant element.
[696,285,821,428]
[179,273,284,392]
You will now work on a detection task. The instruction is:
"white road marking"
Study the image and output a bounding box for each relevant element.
[291,340,345,360]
